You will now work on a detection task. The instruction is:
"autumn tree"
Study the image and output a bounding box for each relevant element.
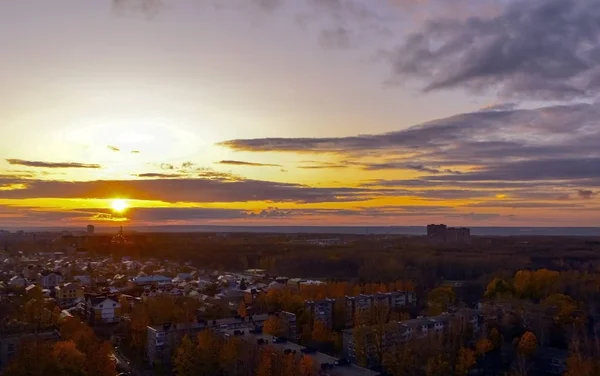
[298,356,316,376]
[85,341,116,376]
[513,331,537,376]
[426,354,450,376]
[455,347,476,376]
[51,341,86,376]
[257,347,273,376]
[238,301,248,318]
[484,278,515,299]
[263,316,285,337]
[197,330,222,376]
[311,320,331,344]
[173,335,200,376]
[427,286,456,315]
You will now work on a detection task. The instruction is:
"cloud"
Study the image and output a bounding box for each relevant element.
[134,173,185,178]
[319,26,354,49]
[131,150,141,154]
[112,0,165,17]
[221,103,600,173]
[107,145,120,152]
[578,189,597,199]
[217,160,283,167]
[0,177,376,204]
[6,159,101,169]
[386,0,600,100]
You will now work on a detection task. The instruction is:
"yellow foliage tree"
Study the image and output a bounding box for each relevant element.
[455,347,476,376]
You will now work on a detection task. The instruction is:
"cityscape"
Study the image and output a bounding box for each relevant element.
[2,0,600,375]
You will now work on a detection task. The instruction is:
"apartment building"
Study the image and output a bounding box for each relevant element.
[146,313,289,363]
[345,291,416,326]
[305,298,336,329]
[342,309,482,367]
[0,331,60,372]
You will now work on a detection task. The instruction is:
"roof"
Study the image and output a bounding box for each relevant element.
[39,270,62,277]
[131,275,171,284]
[87,294,119,306]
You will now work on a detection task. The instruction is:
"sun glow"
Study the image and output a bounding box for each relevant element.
[111,199,129,212]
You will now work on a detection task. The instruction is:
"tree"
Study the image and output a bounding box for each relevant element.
[426,354,450,376]
[173,335,200,376]
[517,332,537,358]
[51,341,86,376]
[197,330,222,376]
[238,301,248,318]
[298,356,316,376]
[257,347,273,376]
[263,316,285,337]
[85,341,116,376]
[484,278,515,299]
[455,347,476,376]
[475,338,493,373]
[427,286,456,315]
[541,293,578,325]
[489,328,503,350]
[311,320,331,344]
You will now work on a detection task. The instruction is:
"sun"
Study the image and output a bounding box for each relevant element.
[111,199,129,212]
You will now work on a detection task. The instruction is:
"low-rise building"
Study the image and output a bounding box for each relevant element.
[55,282,84,303]
[37,270,63,289]
[85,293,121,325]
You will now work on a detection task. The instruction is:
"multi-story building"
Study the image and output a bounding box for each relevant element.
[85,293,121,325]
[427,224,471,242]
[305,298,336,329]
[146,313,276,363]
[55,282,84,303]
[345,291,416,327]
[342,309,482,367]
[37,270,63,289]
[0,331,60,372]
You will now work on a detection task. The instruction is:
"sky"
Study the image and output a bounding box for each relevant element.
[1,0,599,228]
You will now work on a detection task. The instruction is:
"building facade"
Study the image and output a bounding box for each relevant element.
[305,299,336,329]
[85,294,121,325]
[37,271,63,289]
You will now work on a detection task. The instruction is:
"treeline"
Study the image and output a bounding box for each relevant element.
[81,233,600,287]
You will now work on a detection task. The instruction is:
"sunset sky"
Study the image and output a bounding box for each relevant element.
[1,0,599,227]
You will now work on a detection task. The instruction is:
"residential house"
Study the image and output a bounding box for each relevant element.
[37,270,63,289]
[55,282,84,303]
[8,275,26,288]
[85,293,121,325]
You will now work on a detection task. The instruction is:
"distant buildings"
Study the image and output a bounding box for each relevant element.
[427,224,471,242]
[86,225,95,236]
